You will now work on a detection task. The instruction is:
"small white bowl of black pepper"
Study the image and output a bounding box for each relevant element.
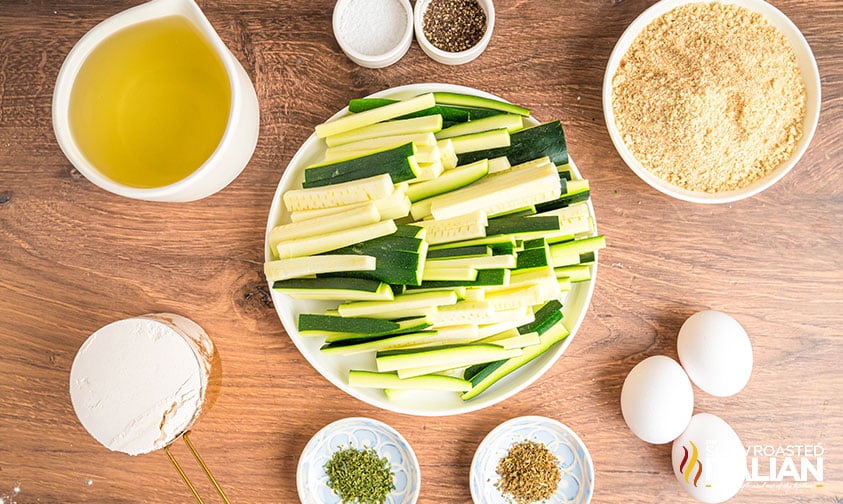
[414,0,494,65]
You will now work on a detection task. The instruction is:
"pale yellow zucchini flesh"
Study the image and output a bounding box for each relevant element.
[315,93,436,139]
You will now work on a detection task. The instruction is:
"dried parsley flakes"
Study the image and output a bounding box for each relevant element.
[325,446,395,504]
[495,440,561,504]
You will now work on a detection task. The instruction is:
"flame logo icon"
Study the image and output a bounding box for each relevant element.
[679,440,704,487]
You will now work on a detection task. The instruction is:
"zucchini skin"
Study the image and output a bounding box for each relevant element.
[298,314,398,333]
[457,121,568,167]
[272,276,384,292]
[303,143,416,187]
[432,92,531,117]
[486,215,560,236]
[348,98,508,124]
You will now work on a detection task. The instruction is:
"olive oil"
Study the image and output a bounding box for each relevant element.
[69,16,231,189]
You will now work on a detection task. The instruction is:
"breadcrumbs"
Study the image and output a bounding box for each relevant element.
[612,2,807,193]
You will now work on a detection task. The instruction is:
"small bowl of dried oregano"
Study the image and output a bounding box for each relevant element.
[603,0,821,204]
[470,416,594,504]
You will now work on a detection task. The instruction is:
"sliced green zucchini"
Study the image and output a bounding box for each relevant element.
[377,344,521,373]
[486,215,560,236]
[436,114,524,140]
[549,235,606,267]
[437,139,458,170]
[264,255,375,282]
[324,249,424,286]
[515,246,550,270]
[414,160,444,181]
[349,370,472,391]
[321,331,438,355]
[449,129,511,155]
[432,92,530,117]
[554,264,592,283]
[275,220,397,259]
[479,330,541,349]
[429,161,560,221]
[316,93,436,138]
[427,245,491,259]
[348,98,472,123]
[409,268,510,289]
[337,290,458,318]
[303,143,417,187]
[427,235,517,252]
[393,224,426,238]
[406,160,489,202]
[462,320,569,400]
[484,284,548,311]
[416,210,488,245]
[268,203,380,247]
[298,314,400,334]
[272,277,393,301]
[534,180,591,213]
[422,266,478,282]
[457,121,568,167]
[487,156,511,174]
[517,300,564,335]
[321,316,434,342]
[465,360,507,384]
[282,173,394,212]
[288,189,408,222]
[325,114,443,148]
[425,254,516,270]
[325,133,437,158]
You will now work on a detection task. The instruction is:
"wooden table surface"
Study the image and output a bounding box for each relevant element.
[1,0,841,502]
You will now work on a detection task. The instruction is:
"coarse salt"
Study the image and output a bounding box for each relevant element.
[336,0,408,56]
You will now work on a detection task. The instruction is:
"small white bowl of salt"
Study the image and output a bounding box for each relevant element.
[332,0,413,68]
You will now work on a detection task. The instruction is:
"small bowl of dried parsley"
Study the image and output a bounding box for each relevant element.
[470,416,594,504]
[414,0,495,65]
[297,417,420,504]
[603,0,821,204]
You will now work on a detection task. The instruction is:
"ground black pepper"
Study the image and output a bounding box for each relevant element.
[423,0,487,52]
[495,440,561,504]
[325,445,395,504]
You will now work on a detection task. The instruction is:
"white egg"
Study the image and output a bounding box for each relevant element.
[672,413,746,503]
[677,310,753,397]
[621,355,694,444]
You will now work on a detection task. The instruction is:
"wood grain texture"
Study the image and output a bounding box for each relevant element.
[1,0,841,502]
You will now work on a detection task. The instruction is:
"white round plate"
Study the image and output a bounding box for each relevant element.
[470,416,594,504]
[603,0,821,204]
[265,83,598,415]
[296,417,420,504]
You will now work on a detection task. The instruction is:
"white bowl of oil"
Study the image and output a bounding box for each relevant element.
[52,0,259,202]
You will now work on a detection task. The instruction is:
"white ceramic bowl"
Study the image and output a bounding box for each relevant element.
[414,0,495,65]
[470,416,594,504]
[603,0,821,204]
[264,83,599,416]
[297,417,420,504]
[332,0,413,69]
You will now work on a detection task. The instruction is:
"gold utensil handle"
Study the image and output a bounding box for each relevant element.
[165,432,231,504]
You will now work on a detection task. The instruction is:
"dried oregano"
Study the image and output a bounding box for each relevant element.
[495,440,561,503]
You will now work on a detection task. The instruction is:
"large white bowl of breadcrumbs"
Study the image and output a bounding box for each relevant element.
[603,0,821,204]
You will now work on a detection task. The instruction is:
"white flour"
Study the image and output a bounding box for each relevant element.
[337,0,407,56]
